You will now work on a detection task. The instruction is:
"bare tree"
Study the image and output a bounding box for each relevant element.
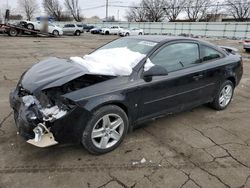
[18,0,39,21]
[142,0,166,22]
[43,0,63,21]
[164,0,187,21]
[125,3,148,22]
[185,0,212,21]
[64,0,82,22]
[225,0,250,21]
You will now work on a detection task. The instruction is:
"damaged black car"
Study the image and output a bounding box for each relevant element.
[10,36,243,154]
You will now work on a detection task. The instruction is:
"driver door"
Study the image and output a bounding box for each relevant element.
[137,42,215,121]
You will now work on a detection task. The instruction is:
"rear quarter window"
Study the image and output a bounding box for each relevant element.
[201,45,224,62]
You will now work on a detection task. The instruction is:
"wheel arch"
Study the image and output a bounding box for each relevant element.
[226,76,236,87]
[53,29,59,34]
[90,100,129,117]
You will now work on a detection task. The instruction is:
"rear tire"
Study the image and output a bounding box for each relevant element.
[245,49,250,53]
[75,30,81,36]
[139,32,143,35]
[82,105,128,154]
[210,80,234,110]
[8,28,18,37]
[105,31,109,35]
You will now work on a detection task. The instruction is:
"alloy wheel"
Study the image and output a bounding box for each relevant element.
[91,114,124,149]
[219,84,233,108]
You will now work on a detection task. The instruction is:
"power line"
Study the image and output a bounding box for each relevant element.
[81,5,106,11]
[108,2,250,10]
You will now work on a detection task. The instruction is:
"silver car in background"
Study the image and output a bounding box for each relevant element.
[63,24,84,36]
[243,39,250,52]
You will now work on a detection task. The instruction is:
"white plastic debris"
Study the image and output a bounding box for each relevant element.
[132,161,139,165]
[22,95,38,107]
[70,47,146,76]
[22,95,67,122]
[41,106,67,121]
[140,158,146,164]
[132,158,147,165]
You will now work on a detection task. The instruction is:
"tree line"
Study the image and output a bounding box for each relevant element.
[17,0,83,21]
[2,0,250,22]
[126,0,250,22]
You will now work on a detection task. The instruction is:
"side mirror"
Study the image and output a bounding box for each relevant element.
[143,65,168,78]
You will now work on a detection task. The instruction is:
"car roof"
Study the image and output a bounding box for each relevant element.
[127,35,199,43]
[126,35,223,51]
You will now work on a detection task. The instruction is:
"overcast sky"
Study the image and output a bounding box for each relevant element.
[2,0,140,20]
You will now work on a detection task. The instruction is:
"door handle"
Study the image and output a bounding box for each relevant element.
[193,74,203,80]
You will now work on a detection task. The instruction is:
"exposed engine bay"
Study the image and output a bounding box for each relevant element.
[11,74,116,147]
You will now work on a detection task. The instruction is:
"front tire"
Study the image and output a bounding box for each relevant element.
[52,30,59,36]
[82,105,128,154]
[27,23,34,30]
[210,80,234,110]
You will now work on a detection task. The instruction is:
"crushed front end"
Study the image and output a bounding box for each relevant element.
[9,85,75,147]
[9,72,115,147]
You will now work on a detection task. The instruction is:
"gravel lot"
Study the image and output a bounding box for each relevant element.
[0,34,250,188]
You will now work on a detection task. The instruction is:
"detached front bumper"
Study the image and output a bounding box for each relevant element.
[9,89,60,147]
[9,88,90,147]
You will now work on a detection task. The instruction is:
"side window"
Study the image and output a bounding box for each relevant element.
[69,24,75,27]
[48,23,55,27]
[150,43,200,72]
[201,45,223,62]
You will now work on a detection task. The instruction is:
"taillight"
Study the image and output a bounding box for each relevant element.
[245,40,250,43]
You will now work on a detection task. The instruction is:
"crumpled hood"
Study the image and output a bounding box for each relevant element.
[21,57,89,93]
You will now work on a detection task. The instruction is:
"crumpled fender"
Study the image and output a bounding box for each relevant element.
[63,76,138,113]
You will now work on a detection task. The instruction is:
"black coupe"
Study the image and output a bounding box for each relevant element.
[10,36,243,154]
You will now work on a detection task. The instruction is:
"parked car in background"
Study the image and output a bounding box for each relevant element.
[243,39,250,52]
[63,24,83,36]
[21,21,63,36]
[119,28,144,36]
[101,25,123,35]
[10,36,243,154]
[77,24,95,32]
[90,27,102,34]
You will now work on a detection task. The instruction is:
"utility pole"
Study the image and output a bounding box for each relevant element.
[106,0,108,21]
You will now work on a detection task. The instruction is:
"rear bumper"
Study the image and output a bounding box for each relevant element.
[243,43,250,49]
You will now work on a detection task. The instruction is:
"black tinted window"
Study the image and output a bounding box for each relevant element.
[151,43,200,72]
[201,46,223,61]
